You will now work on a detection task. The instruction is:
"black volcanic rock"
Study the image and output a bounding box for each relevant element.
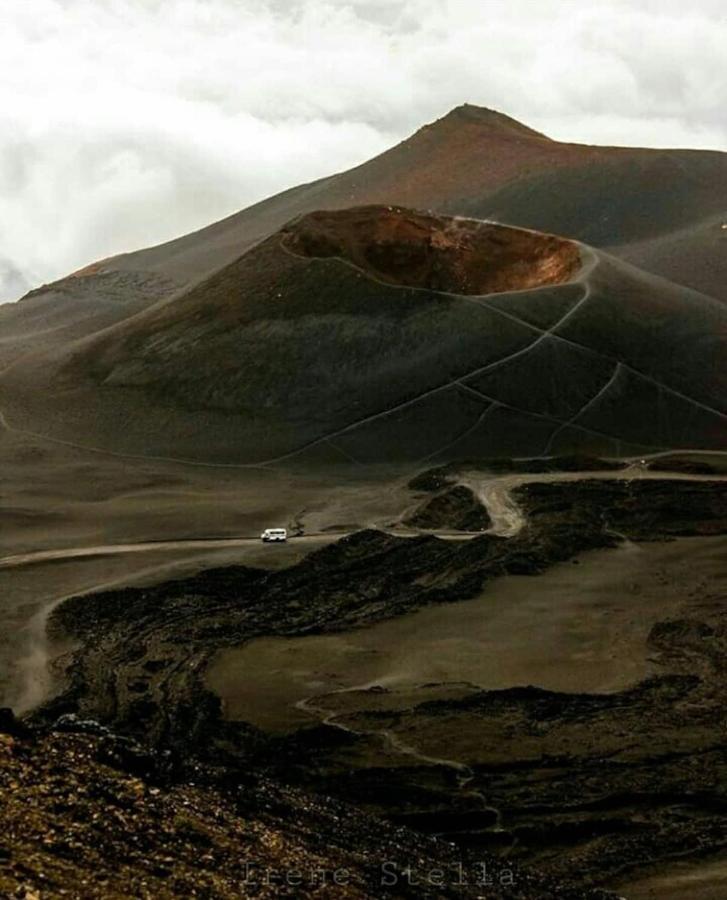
[404,485,491,531]
[5,726,596,899]
[0,708,31,738]
[30,477,727,894]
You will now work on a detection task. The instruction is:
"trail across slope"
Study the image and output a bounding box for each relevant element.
[2,208,725,464]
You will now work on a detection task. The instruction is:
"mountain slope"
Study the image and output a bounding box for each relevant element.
[97,105,727,300]
[3,103,727,375]
[3,716,567,900]
[3,206,725,464]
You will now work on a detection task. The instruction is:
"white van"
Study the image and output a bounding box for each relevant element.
[261,527,287,543]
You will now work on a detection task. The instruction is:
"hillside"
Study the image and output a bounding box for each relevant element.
[2,206,725,464]
[3,712,595,900]
[3,104,727,375]
[96,104,727,302]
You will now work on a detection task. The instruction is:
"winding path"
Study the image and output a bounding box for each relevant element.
[295,685,505,834]
[467,464,727,539]
[0,535,327,571]
[3,464,725,571]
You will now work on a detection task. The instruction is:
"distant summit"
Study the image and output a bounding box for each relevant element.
[424,103,551,141]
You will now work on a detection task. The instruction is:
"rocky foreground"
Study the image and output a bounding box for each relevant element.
[0,710,616,899]
[8,465,727,896]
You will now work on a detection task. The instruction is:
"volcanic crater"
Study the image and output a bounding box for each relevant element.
[281,206,582,296]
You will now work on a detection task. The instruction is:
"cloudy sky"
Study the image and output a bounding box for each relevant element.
[1,0,726,302]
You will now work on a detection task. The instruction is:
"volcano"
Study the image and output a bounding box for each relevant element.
[1,202,725,464]
[21,103,727,301]
[3,108,727,900]
[0,107,726,463]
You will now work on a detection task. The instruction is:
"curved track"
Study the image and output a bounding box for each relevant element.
[3,464,725,571]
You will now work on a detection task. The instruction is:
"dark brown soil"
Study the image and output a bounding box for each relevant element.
[5,222,725,465]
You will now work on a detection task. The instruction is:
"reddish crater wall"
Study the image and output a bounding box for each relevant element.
[282,206,581,296]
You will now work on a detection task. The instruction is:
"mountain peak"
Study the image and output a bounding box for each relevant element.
[430,104,551,141]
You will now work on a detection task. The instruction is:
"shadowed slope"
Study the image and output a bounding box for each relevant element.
[2,207,725,464]
[612,213,727,302]
[0,270,178,369]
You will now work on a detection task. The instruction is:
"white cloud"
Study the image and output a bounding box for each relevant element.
[0,0,725,301]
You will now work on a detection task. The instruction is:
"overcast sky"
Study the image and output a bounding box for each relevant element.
[1,0,726,302]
